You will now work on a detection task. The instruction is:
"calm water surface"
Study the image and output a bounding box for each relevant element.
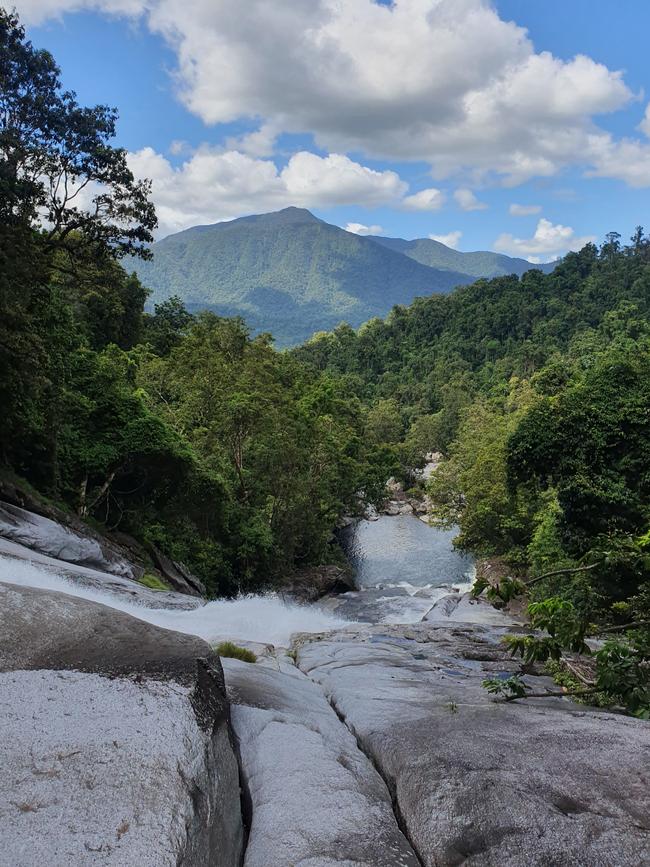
[340,514,474,590]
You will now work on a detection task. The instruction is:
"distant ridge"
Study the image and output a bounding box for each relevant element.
[368,235,556,279]
[132,207,558,346]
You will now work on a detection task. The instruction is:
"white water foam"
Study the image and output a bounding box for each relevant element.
[0,555,352,647]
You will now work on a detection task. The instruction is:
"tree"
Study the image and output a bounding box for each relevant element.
[143,295,194,356]
[0,8,156,470]
[0,9,156,258]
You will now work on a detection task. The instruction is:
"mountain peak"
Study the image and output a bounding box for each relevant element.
[241,206,321,226]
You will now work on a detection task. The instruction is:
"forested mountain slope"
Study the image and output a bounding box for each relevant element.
[131,208,557,346]
[369,234,556,279]
[131,208,471,345]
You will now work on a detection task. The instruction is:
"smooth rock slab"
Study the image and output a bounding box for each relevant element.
[0,581,244,867]
[223,656,419,867]
[298,623,650,867]
[0,538,202,609]
[0,669,242,867]
[0,501,137,578]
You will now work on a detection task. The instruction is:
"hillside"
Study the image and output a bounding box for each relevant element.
[293,241,646,409]
[131,208,472,345]
[131,208,555,346]
[369,235,556,279]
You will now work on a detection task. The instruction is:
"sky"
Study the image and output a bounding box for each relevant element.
[18,0,650,260]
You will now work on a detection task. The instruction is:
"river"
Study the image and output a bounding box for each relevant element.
[326,514,474,623]
[0,515,473,645]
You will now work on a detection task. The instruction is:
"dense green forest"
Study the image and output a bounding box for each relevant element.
[369,234,555,279]
[130,206,471,347]
[296,235,650,713]
[0,10,392,595]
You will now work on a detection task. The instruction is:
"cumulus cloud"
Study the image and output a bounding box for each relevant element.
[639,104,650,138]
[430,231,462,249]
[16,0,644,186]
[225,123,279,158]
[509,203,542,216]
[494,218,596,262]
[454,188,487,211]
[401,188,446,211]
[16,0,143,23]
[345,222,383,236]
[585,134,650,188]
[126,146,409,236]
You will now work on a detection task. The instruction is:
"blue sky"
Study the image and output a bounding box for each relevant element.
[22,0,650,259]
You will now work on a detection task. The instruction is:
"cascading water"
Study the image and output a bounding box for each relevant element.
[0,513,475,644]
[0,555,351,647]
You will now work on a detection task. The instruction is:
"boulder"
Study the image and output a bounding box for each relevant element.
[297,621,650,867]
[0,582,244,867]
[223,655,419,866]
[0,500,139,580]
[148,544,206,597]
[280,563,356,603]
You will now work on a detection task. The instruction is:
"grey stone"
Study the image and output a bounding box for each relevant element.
[297,622,650,867]
[148,544,206,597]
[280,563,356,603]
[0,581,206,680]
[0,537,203,609]
[223,656,419,867]
[0,669,243,867]
[0,581,245,866]
[0,501,138,579]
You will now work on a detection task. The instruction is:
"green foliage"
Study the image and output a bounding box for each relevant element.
[595,640,650,718]
[371,235,555,280]
[482,675,528,700]
[215,641,257,663]
[130,207,492,348]
[471,574,525,609]
[0,9,155,257]
[138,573,171,592]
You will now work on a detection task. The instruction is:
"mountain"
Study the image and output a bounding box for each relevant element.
[132,207,556,346]
[368,235,556,279]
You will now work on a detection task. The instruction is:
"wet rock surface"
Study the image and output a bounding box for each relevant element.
[279,563,356,603]
[0,500,141,580]
[296,619,650,867]
[0,581,244,867]
[0,537,202,609]
[223,655,420,867]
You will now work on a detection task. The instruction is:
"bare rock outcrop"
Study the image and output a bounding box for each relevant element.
[223,654,419,866]
[296,620,650,867]
[0,582,244,867]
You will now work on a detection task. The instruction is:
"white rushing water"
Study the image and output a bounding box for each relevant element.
[0,555,351,647]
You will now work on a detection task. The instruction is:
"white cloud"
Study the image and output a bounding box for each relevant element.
[16,0,642,186]
[345,222,383,236]
[585,133,650,188]
[494,217,596,262]
[509,203,542,216]
[225,123,279,158]
[454,188,487,211]
[169,139,190,155]
[16,0,143,23]
[430,231,462,249]
[639,104,650,138]
[127,146,409,236]
[401,187,445,211]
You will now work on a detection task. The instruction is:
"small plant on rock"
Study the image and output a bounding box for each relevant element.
[215,641,257,663]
